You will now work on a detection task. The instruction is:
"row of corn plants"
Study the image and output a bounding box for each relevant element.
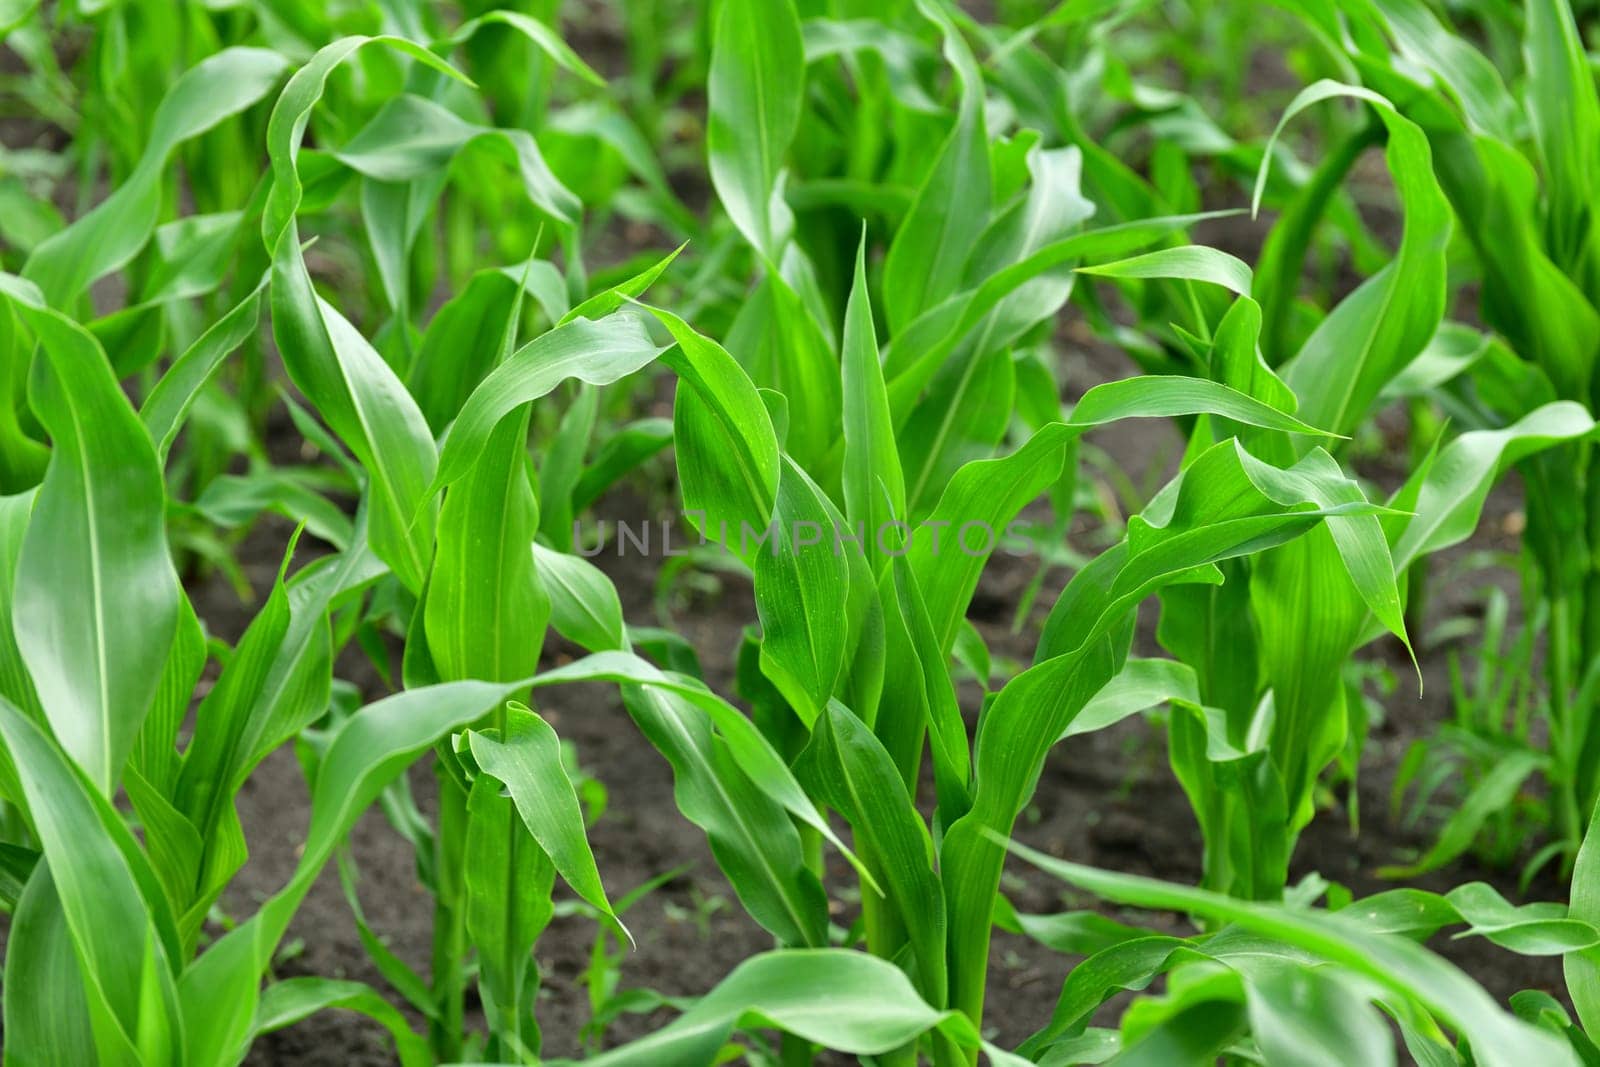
[3,0,1600,1063]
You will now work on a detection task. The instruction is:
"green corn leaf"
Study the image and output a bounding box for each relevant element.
[1062,658,1200,741]
[139,277,267,465]
[260,38,475,590]
[960,144,1096,357]
[191,470,353,551]
[1391,401,1598,571]
[1438,881,1598,955]
[407,268,541,434]
[570,416,672,515]
[1016,934,1193,1056]
[899,144,1095,515]
[533,542,626,653]
[425,409,547,682]
[123,764,205,938]
[462,774,555,1058]
[261,36,470,256]
[334,94,579,225]
[468,703,622,937]
[335,852,438,1024]
[901,343,1016,519]
[1168,702,1291,900]
[0,698,183,1065]
[910,375,1333,656]
[518,652,879,895]
[882,0,990,333]
[4,866,97,1065]
[430,311,668,492]
[561,243,685,325]
[251,976,431,1067]
[723,266,842,476]
[1077,245,1254,296]
[0,487,40,729]
[171,549,301,934]
[944,435,1390,1024]
[1110,967,1250,1063]
[802,17,941,114]
[1368,0,1516,140]
[357,174,443,371]
[1257,82,1452,437]
[1523,0,1600,276]
[620,683,829,948]
[645,305,781,556]
[167,541,378,947]
[130,595,205,794]
[882,211,1237,412]
[267,234,439,593]
[1378,321,1505,402]
[1232,956,1398,1067]
[796,700,948,1005]
[0,302,48,491]
[540,949,984,1066]
[438,9,606,89]
[882,556,971,826]
[707,0,804,260]
[753,458,853,724]
[1004,840,1578,1067]
[23,48,289,308]
[1,275,180,796]
[538,385,598,550]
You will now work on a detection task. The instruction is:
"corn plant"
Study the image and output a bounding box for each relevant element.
[1,24,679,1062]
[1211,0,1600,879]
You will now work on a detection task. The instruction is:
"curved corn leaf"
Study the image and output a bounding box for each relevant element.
[333,94,578,225]
[883,212,1237,413]
[1390,401,1599,571]
[541,949,984,1067]
[1256,82,1452,437]
[262,38,467,592]
[1004,840,1577,1067]
[251,976,431,1066]
[1,274,180,796]
[647,305,782,555]
[0,699,183,1065]
[621,683,830,948]
[519,651,879,895]
[1062,657,1200,741]
[430,311,667,491]
[1078,245,1253,296]
[533,542,626,652]
[910,375,1333,656]
[468,703,620,934]
[23,47,289,308]
[139,278,267,465]
[437,9,605,89]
